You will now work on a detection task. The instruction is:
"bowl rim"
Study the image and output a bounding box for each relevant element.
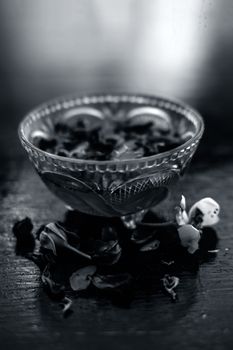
[18,93,205,166]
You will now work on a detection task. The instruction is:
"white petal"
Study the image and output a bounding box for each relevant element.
[178,224,200,253]
[175,207,189,226]
[180,195,186,211]
[189,197,220,228]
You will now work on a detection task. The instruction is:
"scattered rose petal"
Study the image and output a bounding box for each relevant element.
[14,199,221,316]
[130,229,155,244]
[39,223,91,261]
[70,265,97,291]
[175,196,220,230]
[161,260,175,266]
[121,211,146,229]
[39,223,67,256]
[180,195,186,211]
[189,208,204,229]
[40,231,57,255]
[189,197,220,228]
[55,222,81,249]
[175,206,189,226]
[60,297,73,317]
[139,239,160,252]
[162,274,179,301]
[41,265,65,297]
[92,273,132,290]
[178,224,201,254]
[12,217,33,237]
[101,226,118,241]
[46,223,67,240]
[175,195,189,226]
[24,252,48,270]
[12,217,35,254]
[91,240,122,265]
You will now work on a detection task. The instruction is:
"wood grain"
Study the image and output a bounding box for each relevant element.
[1,1,233,346]
[0,156,232,350]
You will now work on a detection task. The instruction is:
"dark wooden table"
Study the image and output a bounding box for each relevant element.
[0,108,233,349]
[1,1,233,348]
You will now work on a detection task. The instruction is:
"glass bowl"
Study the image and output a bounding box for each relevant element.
[18,94,204,218]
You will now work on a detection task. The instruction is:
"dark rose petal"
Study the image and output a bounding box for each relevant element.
[92,273,132,290]
[189,208,204,229]
[139,239,160,252]
[12,217,33,237]
[39,222,91,261]
[40,231,57,255]
[101,226,118,241]
[162,274,179,301]
[36,106,185,160]
[12,217,35,255]
[60,297,73,318]
[130,228,156,244]
[55,222,81,249]
[91,240,122,265]
[41,265,65,299]
[24,252,48,270]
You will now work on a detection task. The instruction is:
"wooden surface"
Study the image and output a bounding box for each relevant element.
[1,1,233,347]
[0,151,233,349]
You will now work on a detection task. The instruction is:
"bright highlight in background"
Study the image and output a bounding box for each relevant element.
[0,0,219,101]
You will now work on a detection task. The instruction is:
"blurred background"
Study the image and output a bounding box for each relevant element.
[0,0,233,162]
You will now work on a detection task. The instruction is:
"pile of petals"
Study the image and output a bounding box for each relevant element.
[12,196,220,316]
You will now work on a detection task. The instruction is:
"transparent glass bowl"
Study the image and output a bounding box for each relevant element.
[18,94,204,217]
